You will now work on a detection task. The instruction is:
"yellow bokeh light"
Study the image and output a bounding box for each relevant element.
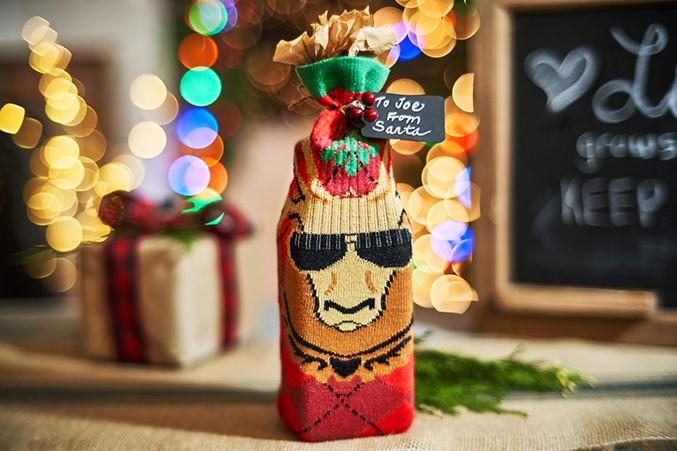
[114,154,145,189]
[452,73,475,113]
[390,139,425,155]
[427,200,469,238]
[64,105,98,137]
[12,117,43,149]
[445,109,479,137]
[29,42,67,74]
[142,92,179,125]
[413,234,450,272]
[128,121,166,158]
[421,35,457,58]
[77,209,111,243]
[46,216,83,252]
[39,70,72,96]
[451,9,481,40]
[45,95,84,124]
[426,140,466,163]
[129,74,167,110]
[30,147,49,177]
[418,0,454,18]
[417,15,455,51]
[27,192,61,223]
[23,177,48,202]
[78,130,107,162]
[0,103,26,134]
[43,257,77,293]
[63,96,89,127]
[412,265,442,308]
[44,135,80,168]
[22,16,50,45]
[407,186,438,225]
[27,26,58,50]
[76,156,100,191]
[387,78,426,95]
[422,156,467,198]
[96,162,134,196]
[49,158,85,190]
[430,274,477,313]
[23,248,57,279]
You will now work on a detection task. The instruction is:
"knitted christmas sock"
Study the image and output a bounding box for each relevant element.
[276,56,414,442]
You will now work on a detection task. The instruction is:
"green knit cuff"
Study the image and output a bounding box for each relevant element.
[296,56,390,99]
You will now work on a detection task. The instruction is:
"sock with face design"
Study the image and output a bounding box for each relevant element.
[275,54,415,442]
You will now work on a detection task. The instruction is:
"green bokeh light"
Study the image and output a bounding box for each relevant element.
[180,67,222,107]
[188,0,227,36]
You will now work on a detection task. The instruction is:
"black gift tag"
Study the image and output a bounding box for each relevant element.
[360,93,445,143]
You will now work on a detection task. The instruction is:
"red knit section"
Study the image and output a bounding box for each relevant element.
[278,343,414,442]
[309,109,383,197]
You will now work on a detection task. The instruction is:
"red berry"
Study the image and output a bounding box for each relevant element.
[363,108,379,122]
[362,92,376,106]
[347,106,364,120]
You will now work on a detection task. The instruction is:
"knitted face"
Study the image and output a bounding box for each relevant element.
[290,230,412,332]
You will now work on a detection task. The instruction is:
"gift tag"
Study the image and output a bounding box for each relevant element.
[361,93,445,143]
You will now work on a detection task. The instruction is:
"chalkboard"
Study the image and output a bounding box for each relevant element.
[361,94,445,143]
[511,2,677,308]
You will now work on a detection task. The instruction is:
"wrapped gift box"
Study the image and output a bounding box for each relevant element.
[80,194,251,367]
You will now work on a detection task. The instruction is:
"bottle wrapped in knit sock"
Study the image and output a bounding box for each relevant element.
[274,12,414,441]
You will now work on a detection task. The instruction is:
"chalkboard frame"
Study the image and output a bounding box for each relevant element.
[470,0,677,317]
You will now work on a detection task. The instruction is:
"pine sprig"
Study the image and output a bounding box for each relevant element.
[415,345,592,416]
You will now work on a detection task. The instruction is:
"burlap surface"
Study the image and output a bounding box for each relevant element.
[1,395,675,450]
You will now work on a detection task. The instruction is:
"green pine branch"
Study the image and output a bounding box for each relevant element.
[415,343,592,416]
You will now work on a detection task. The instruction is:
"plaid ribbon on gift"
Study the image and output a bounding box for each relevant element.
[100,192,252,363]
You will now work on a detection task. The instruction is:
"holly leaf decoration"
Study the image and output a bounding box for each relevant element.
[321,134,379,176]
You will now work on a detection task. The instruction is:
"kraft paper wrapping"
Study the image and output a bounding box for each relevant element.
[273,8,397,67]
[80,235,223,366]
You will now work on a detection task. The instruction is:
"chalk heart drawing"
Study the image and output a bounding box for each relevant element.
[525,47,599,113]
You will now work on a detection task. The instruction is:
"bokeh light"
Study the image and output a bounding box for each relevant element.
[12,117,43,149]
[387,78,426,95]
[128,121,167,158]
[413,265,442,308]
[452,73,475,113]
[430,274,477,313]
[188,0,229,36]
[43,257,78,292]
[46,217,83,252]
[168,155,211,196]
[180,67,222,106]
[182,134,223,166]
[142,92,179,125]
[130,74,167,110]
[397,35,422,62]
[23,248,57,279]
[176,107,218,148]
[0,103,26,134]
[179,34,219,68]
[43,135,79,168]
[207,161,228,193]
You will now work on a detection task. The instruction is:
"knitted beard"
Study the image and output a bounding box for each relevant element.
[276,56,414,442]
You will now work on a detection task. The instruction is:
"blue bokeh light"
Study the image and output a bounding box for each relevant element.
[176,107,218,149]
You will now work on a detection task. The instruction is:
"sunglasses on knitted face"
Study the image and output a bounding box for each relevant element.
[290,229,412,271]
